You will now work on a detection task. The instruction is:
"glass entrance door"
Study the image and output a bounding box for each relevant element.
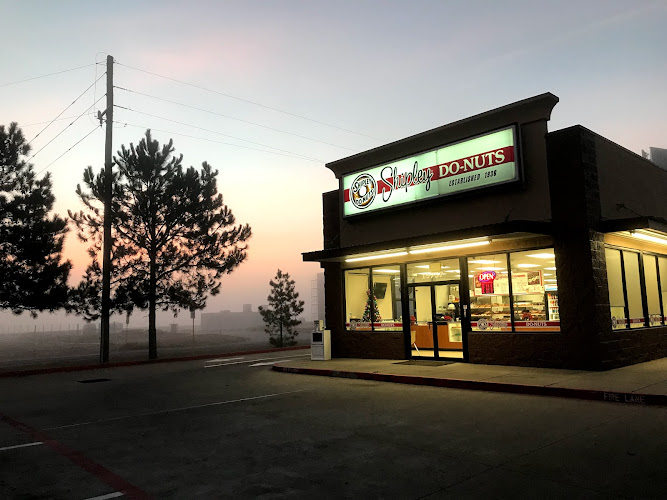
[408,281,463,359]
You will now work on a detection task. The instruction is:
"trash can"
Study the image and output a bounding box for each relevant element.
[311,329,331,361]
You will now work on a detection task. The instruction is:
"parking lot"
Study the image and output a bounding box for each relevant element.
[1,351,666,499]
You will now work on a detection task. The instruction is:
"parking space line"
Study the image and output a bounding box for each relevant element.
[84,492,124,500]
[45,389,309,431]
[0,441,43,451]
[204,357,245,363]
[205,353,309,368]
[0,412,150,499]
[248,359,293,367]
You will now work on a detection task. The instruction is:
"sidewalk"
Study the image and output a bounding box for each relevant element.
[272,356,667,406]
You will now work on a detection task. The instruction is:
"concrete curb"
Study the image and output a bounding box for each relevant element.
[271,364,667,407]
[0,345,310,378]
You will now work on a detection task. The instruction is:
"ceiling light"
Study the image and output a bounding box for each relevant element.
[345,251,408,263]
[544,279,558,282]
[468,259,501,264]
[517,263,540,268]
[408,239,490,255]
[629,230,667,246]
[544,267,556,270]
[374,269,400,273]
[526,253,554,259]
[414,265,430,269]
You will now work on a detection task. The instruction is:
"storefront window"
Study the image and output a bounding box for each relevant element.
[371,265,403,331]
[344,267,403,331]
[605,248,627,329]
[643,255,662,326]
[468,254,511,332]
[623,251,645,328]
[510,249,560,332]
[344,268,371,330]
[660,257,667,324]
[407,259,459,283]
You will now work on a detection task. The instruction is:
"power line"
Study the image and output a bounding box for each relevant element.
[29,94,105,161]
[115,61,382,141]
[114,105,322,161]
[35,126,100,175]
[27,73,106,146]
[0,63,97,89]
[114,85,358,152]
[22,116,81,127]
[117,121,323,163]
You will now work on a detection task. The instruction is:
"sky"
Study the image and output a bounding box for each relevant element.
[1,0,666,329]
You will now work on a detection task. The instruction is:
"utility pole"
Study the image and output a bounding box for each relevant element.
[100,55,114,363]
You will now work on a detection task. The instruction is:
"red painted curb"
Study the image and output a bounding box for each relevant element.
[0,345,309,378]
[0,412,152,499]
[271,365,667,406]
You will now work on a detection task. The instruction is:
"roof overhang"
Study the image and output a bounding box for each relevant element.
[303,220,554,263]
[599,217,667,234]
[601,218,667,248]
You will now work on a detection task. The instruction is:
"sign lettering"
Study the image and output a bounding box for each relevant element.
[343,126,519,217]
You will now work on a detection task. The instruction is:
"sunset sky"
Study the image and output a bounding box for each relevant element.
[1,0,666,327]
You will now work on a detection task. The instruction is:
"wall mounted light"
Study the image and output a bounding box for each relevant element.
[408,238,490,255]
[628,230,667,246]
[345,251,408,263]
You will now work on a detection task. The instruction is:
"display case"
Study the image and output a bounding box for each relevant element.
[469,295,512,321]
[513,293,546,321]
[546,291,559,321]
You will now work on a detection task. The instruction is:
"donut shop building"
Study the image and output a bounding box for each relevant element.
[303,93,667,370]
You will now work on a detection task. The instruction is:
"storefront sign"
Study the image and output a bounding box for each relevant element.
[343,126,519,217]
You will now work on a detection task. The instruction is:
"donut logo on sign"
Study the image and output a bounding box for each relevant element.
[350,173,376,209]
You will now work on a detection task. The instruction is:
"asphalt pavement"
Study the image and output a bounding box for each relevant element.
[1,350,666,498]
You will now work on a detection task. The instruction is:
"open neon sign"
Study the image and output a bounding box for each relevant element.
[477,271,496,282]
[477,271,496,294]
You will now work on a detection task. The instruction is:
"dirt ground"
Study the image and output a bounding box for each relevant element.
[0,325,312,372]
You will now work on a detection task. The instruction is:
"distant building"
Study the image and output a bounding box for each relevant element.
[200,305,264,332]
[82,322,97,334]
[649,147,667,170]
[311,272,325,324]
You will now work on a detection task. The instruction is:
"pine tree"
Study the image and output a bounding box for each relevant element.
[70,130,251,359]
[0,122,71,315]
[258,269,305,347]
[361,289,381,323]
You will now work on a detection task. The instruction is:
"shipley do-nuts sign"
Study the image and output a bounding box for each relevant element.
[342,126,519,217]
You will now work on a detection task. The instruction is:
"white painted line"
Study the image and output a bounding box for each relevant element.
[45,389,308,431]
[205,353,309,368]
[83,492,123,500]
[0,441,43,452]
[249,359,292,367]
[205,357,245,363]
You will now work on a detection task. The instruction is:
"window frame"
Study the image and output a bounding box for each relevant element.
[604,244,667,329]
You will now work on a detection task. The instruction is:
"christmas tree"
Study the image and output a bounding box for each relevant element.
[362,289,381,323]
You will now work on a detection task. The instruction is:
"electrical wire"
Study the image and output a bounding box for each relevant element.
[114,105,322,161]
[117,121,323,163]
[35,126,100,175]
[114,85,358,152]
[115,61,382,141]
[29,94,105,161]
[27,73,106,146]
[22,116,80,127]
[0,63,97,89]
